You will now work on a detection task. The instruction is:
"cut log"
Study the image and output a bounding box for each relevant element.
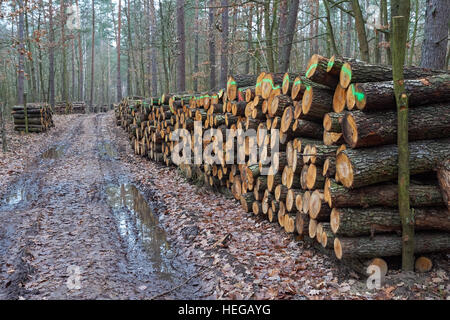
[336,139,450,188]
[291,119,323,140]
[346,74,450,111]
[301,86,334,120]
[338,58,446,89]
[240,193,256,213]
[227,75,258,101]
[415,256,433,273]
[323,131,344,146]
[324,179,445,208]
[305,54,340,88]
[323,112,342,132]
[309,190,331,221]
[295,212,309,235]
[330,207,450,237]
[342,105,450,148]
[334,232,450,259]
[269,94,292,118]
[286,189,303,212]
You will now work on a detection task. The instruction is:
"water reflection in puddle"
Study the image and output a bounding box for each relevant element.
[105,184,174,280]
[99,142,117,158]
[3,186,31,205]
[42,146,65,159]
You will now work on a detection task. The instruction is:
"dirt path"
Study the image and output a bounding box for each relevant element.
[0,113,206,300]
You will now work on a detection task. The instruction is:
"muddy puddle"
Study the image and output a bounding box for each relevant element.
[99,142,117,159]
[41,145,65,159]
[105,184,175,280]
[2,186,31,206]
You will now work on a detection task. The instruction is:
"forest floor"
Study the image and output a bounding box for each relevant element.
[0,112,448,300]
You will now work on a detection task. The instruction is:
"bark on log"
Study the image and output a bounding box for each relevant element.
[338,58,446,89]
[324,179,445,208]
[334,232,450,259]
[305,54,340,88]
[336,138,450,188]
[227,74,258,101]
[342,105,450,148]
[330,207,450,237]
[301,86,334,120]
[346,74,450,111]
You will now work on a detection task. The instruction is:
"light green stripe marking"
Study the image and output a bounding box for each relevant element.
[341,65,352,80]
[305,63,318,77]
[351,84,365,102]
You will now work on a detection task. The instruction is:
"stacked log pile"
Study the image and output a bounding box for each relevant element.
[115,55,450,273]
[72,101,87,114]
[54,101,73,114]
[12,103,54,133]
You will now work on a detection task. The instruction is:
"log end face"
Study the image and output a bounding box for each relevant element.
[342,113,358,148]
[330,208,340,234]
[308,218,317,239]
[334,237,343,260]
[415,256,433,273]
[340,62,352,89]
[301,86,313,115]
[336,152,353,188]
[333,84,347,113]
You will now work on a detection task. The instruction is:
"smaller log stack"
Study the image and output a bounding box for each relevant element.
[12,103,54,133]
[72,101,87,114]
[54,101,73,114]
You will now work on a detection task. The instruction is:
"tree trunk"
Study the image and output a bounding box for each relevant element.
[208,0,216,90]
[278,0,299,72]
[342,105,450,148]
[339,58,444,89]
[117,0,122,101]
[336,138,450,188]
[17,0,25,105]
[420,0,450,69]
[334,232,450,259]
[220,0,229,89]
[392,12,413,271]
[48,0,55,108]
[90,0,95,107]
[350,0,370,62]
[176,0,186,92]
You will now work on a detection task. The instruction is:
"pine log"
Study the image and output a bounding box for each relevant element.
[338,58,446,89]
[330,207,450,237]
[227,75,258,101]
[308,190,331,221]
[347,74,450,111]
[291,119,323,139]
[336,138,450,188]
[334,232,450,259]
[323,112,342,132]
[324,179,445,208]
[342,105,450,148]
[270,94,293,118]
[305,54,340,88]
[301,86,334,120]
